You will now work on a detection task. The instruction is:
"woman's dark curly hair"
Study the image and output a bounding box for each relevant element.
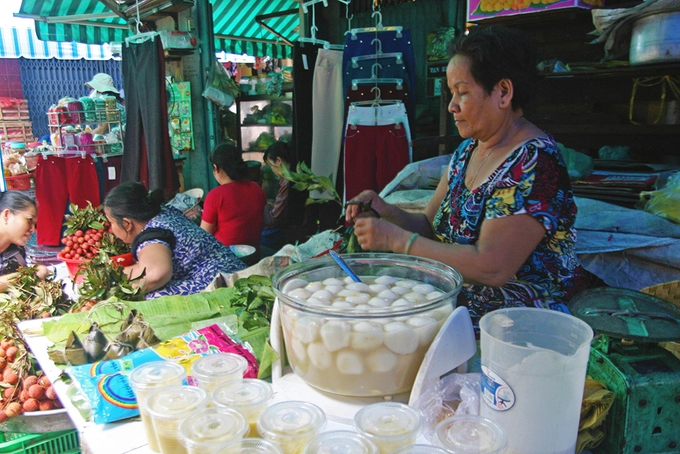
[447,26,539,110]
[210,142,248,181]
[103,182,164,225]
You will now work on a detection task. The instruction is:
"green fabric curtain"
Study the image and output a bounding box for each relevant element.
[18,0,299,58]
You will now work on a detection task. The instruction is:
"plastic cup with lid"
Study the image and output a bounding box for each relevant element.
[434,415,506,454]
[257,401,327,454]
[214,438,283,454]
[212,379,274,437]
[145,385,209,454]
[354,402,422,454]
[190,352,248,393]
[178,406,249,454]
[391,445,449,454]
[303,430,379,454]
[128,361,187,453]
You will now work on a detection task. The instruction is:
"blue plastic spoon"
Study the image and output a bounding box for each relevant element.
[328,250,362,283]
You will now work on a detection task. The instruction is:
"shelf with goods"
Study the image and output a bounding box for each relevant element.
[0,99,34,145]
[472,7,680,161]
[236,94,293,160]
[46,106,124,157]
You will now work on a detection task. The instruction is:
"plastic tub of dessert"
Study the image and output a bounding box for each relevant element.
[271,253,463,397]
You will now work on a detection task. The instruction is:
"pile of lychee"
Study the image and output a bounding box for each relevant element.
[0,339,62,422]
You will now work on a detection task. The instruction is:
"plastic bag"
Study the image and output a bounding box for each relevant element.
[557,142,594,181]
[412,373,481,443]
[640,171,680,224]
[202,58,240,108]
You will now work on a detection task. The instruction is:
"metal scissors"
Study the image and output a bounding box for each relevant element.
[345,200,381,219]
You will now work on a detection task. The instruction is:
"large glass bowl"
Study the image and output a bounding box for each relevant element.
[271,253,463,397]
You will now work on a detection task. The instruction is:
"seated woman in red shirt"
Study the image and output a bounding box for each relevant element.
[200,143,267,256]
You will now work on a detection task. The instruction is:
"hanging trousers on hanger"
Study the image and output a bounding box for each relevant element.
[122,38,178,195]
[346,83,414,140]
[342,30,417,112]
[34,155,100,246]
[93,155,124,200]
[310,49,345,199]
[343,105,410,203]
[292,42,323,167]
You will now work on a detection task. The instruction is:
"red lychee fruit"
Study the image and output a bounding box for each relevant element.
[22,375,38,390]
[3,387,17,399]
[3,369,19,385]
[28,384,44,400]
[45,386,58,401]
[5,401,22,417]
[38,400,54,411]
[22,398,39,412]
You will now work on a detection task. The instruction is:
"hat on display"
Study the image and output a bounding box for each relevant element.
[85,73,119,94]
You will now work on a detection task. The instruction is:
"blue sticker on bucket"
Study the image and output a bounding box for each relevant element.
[481,365,515,411]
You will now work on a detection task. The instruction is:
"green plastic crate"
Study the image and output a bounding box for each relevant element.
[0,430,79,454]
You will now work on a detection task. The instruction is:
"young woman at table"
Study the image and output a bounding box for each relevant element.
[261,141,296,252]
[103,182,246,299]
[0,191,48,291]
[346,26,592,331]
[200,142,267,255]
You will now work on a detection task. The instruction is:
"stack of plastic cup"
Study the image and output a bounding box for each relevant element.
[434,415,506,454]
[303,430,379,453]
[212,379,274,437]
[178,407,249,454]
[354,402,422,454]
[129,361,187,453]
[215,438,283,454]
[145,385,209,454]
[257,401,327,454]
[190,352,248,393]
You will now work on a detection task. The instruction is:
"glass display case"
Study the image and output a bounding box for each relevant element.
[236,94,293,161]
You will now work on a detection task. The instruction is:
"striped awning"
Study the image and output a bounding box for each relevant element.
[212,0,300,59]
[0,26,112,59]
[17,0,300,58]
[17,0,130,45]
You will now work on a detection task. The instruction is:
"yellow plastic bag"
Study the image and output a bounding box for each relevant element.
[640,171,680,224]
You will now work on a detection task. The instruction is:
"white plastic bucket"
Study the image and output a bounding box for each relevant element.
[479,308,593,454]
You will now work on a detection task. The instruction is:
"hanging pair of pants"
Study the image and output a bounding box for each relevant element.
[345,83,414,141]
[292,42,323,167]
[122,38,178,195]
[346,103,413,162]
[343,112,410,203]
[342,29,417,111]
[34,155,100,246]
[344,55,412,100]
[311,49,345,199]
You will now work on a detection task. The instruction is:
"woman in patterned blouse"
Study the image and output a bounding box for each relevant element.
[345,26,592,330]
[103,182,246,299]
[0,192,48,291]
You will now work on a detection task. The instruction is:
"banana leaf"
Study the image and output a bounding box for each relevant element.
[41,287,278,376]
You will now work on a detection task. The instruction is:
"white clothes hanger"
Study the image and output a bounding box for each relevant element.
[125,0,158,47]
[349,10,403,40]
[351,63,404,91]
[300,0,344,50]
[351,40,402,67]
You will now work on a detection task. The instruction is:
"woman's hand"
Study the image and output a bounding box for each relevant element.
[345,191,390,224]
[353,217,409,252]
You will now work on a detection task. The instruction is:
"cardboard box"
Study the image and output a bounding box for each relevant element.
[467,0,596,22]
